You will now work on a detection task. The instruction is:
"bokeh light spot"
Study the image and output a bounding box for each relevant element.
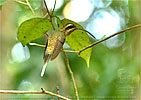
[86,7,126,48]
[63,0,93,22]
[45,0,64,10]
[11,42,30,63]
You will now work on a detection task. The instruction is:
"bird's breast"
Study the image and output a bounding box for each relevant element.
[47,35,58,54]
[46,31,65,60]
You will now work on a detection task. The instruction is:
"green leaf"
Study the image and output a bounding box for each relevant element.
[0,5,2,10]
[58,18,92,67]
[17,18,52,46]
[0,0,8,5]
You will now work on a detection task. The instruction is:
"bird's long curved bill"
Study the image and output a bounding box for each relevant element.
[41,61,48,77]
[76,27,96,39]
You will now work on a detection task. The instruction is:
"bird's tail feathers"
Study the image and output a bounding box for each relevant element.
[41,54,51,77]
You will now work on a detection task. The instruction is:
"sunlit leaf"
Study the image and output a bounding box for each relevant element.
[57,18,92,67]
[17,18,52,46]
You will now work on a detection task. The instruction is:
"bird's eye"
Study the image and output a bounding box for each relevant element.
[65,24,76,31]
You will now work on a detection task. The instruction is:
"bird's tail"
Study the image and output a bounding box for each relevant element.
[41,54,51,77]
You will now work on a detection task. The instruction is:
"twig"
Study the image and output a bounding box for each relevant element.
[29,43,46,47]
[43,0,55,30]
[15,0,27,5]
[63,50,79,53]
[79,24,141,55]
[56,86,60,100]
[15,0,35,16]
[26,0,35,15]
[51,0,56,16]
[29,43,79,53]
[62,48,79,100]
[0,88,70,100]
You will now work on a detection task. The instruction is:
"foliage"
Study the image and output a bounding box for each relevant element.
[17,18,52,46]
[0,0,140,100]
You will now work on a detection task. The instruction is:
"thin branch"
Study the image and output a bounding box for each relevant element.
[51,0,56,16]
[62,48,79,100]
[56,86,60,100]
[26,0,35,15]
[79,24,141,55]
[15,0,27,5]
[0,88,70,100]
[63,50,79,53]
[43,0,51,18]
[29,43,46,47]
[14,0,35,16]
[29,43,79,54]
[43,0,55,30]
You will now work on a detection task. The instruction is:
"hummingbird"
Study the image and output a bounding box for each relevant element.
[41,23,96,77]
[41,23,76,77]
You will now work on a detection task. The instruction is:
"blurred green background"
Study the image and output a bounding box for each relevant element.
[0,0,141,100]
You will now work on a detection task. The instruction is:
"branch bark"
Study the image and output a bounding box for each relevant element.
[0,88,70,100]
[79,24,141,54]
[43,0,55,30]
[63,49,79,100]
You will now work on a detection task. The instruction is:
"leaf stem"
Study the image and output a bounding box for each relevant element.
[0,88,70,100]
[62,49,79,100]
[79,24,141,55]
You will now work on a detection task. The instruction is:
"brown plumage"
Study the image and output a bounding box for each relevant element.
[41,31,65,77]
[41,23,77,77]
